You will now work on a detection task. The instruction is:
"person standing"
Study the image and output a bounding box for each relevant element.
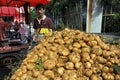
[0,18,6,41]
[33,3,54,42]
[18,22,29,44]
[14,21,20,32]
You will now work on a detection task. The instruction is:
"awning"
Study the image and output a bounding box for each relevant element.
[0,0,51,7]
[0,6,24,16]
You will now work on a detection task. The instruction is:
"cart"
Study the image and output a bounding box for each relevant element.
[0,38,29,80]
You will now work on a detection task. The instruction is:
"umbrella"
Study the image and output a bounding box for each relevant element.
[0,6,24,16]
[0,0,51,7]
[0,0,51,24]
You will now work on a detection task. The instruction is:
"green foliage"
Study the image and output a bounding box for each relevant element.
[35,58,44,71]
[30,8,38,22]
[45,0,74,14]
[100,0,120,6]
[113,13,120,19]
[57,21,66,31]
[30,0,71,21]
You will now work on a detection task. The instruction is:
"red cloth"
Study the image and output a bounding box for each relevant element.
[0,0,51,7]
[0,7,23,16]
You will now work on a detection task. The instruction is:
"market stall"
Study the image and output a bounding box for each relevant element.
[0,0,51,79]
[0,6,24,22]
[0,0,51,60]
[0,6,23,16]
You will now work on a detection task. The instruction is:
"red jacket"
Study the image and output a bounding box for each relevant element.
[33,17,54,29]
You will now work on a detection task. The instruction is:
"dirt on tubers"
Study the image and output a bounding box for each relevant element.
[10,28,120,80]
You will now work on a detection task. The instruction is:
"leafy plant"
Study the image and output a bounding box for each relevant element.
[35,58,44,71]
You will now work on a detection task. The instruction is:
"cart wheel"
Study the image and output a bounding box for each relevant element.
[0,54,21,67]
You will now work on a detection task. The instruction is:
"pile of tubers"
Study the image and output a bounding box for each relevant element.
[10,28,120,80]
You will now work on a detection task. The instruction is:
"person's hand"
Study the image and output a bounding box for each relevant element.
[33,34,38,42]
[33,29,38,35]
[49,29,52,33]
[49,29,53,36]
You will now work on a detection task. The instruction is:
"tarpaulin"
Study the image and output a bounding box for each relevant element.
[0,6,24,16]
[0,0,51,7]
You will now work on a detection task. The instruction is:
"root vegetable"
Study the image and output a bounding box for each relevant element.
[75,62,82,69]
[16,69,23,77]
[32,69,41,77]
[91,75,98,80]
[43,59,56,70]
[84,62,91,69]
[73,42,81,48]
[88,40,98,47]
[81,47,90,53]
[92,67,101,74]
[91,47,102,56]
[72,47,81,53]
[37,75,48,80]
[90,54,96,60]
[102,66,110,73]
[57,67,65,75]
[62,70,77,80]
[58,46,70,56]
[55,38,65,44]
[54,77,62,80]
[20,74,28,80]
[96,56,107,64]
[10,28,120,80]
[84,69,93,77]
[102,73,115,80]
[65,62,74,70]
[115,75,120,80]
[56,58,64,67]
[26,63,35,71]
[81,52,90,62]
[69,52,80,63]
[44,70,54,78]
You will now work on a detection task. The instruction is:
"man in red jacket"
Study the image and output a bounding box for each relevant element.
[33,3,54,41]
